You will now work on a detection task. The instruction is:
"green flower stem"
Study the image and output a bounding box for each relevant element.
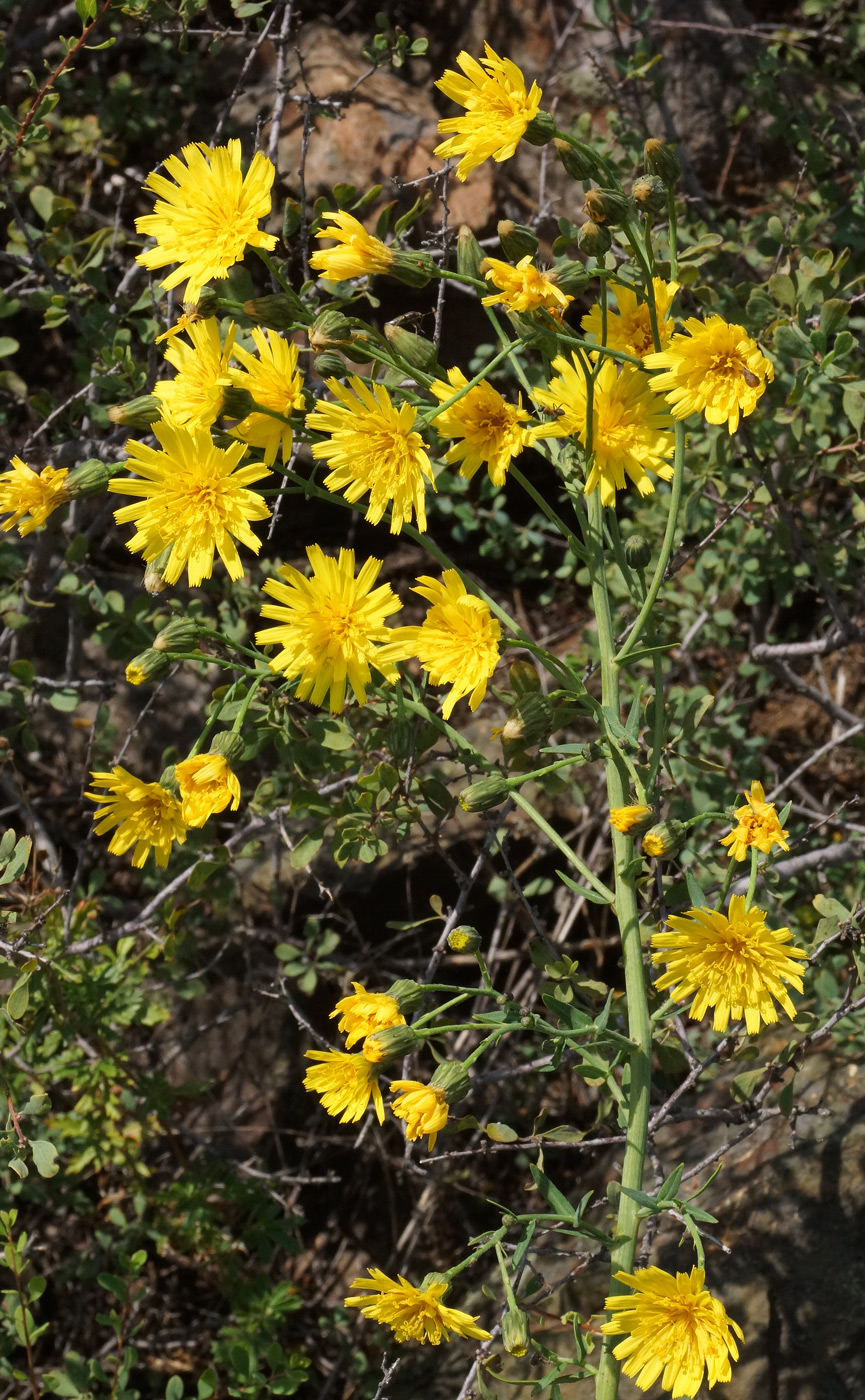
[412,993,476,1029]
[552,330,643,368]
[647,652,666,796]
[509,789,615,903]
[605,508,639,601]
[420,341,520,426]
[714,860,737,911]
[254,246,295,295]
[444,1226,507,1281]
[509,754,594,787]
[510,463,589,563]
[586,484,653,1400]
[553,128,618,184]
[462,1026,510,1067]
[495,1242,520,1308]
[484,307,535,396]
[667,190,679,281]
[615,420,685,664]
[230,672,268,734]
[681,811,727,829]
[622,221,661,352]
[745,847,760,910]
[188,679,241,758]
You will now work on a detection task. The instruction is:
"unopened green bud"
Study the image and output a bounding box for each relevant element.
[313,351,348,378]
[144,552,171,595]
[448,926,481,953]
[459,774,510,812]
[583,186,631,227]
[430,1060,470,1105]
[220,385,255,420]
[384,322,442,375]
[282,198,303,240]
[523,110,557,147]
[624,534,652,570]
[386,978,424,1014]
[209,731,245,763]
[644,138,682,188]
[419,1271,450,1293]
[550,258,590,296]
[553,137,601,182]
[126,648,170,686]
[244,291,309,330]
[509,660,541,695]
[578,220,612,258]
[506,312,560,356]
[502,1305,531,1358]
[107,394,161,429]
[498,219,539,262]
[631,174,668,216]
[389,249,436,288]
[308,307,354,353]
[159,764,179,795]
[641,819,686,860]
[65,458,110,497]
[504,693,554,750]
[457,224,484,281]
[193,289,219,319]
[362,1023,421,1064]
[153,616,205,651]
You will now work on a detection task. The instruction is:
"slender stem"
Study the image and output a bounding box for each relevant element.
[667,190,679,281]
[510,789,615,902]
[745,847,760,910]
[188,678,241,758]
[255,246,295,295]
[616,421,685,663]
[647,652,666,796]
[230,672,268,734]
[420,342,518,425]
[714,860,737,911]
[510,463,588,562]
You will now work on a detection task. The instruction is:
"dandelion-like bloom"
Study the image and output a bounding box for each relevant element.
[400,571,501,720]
[174,753,241,828]
[609,804,652,834]
[434,45,542,181]
[110,421,270,587]
[136,140,277,302]
[86,766,187,869]
[389,1079,449,1151]
[535,357,674,507]
[303,1049,384,1124]
[430,369,541,487]
[602,1267,743,1398]
[154,318,236,429]
[651,894,807,1035]
[331,983,406,1049]
[227,327,306,465]
[481,256,572,316]
[719,780,789,863]
[310,211,395,282]
[346,1269,491,1344]
[256,545,410,713]
[0,457,69,536]
[582,278,680,357]
[644,315,774,434]
[307,377,435,534]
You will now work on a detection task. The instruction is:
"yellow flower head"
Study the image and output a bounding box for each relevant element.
[434,44,542,181]
[307,377,435,534]
[481,256,572,316]
[609,804,652,834]
[400,570,501,720]
[303,1048,384,1124]
[389,1079,449,1151]
[0,457,69,536]
[174,753,241,828]
[346,1268,491,1344]
[431,368,541,487]
[644,315,774,434]
[154,318,237,429]
[331,982,406,1049]
[535,357,674,507]
[227,327,306,465]
[110,421,271,587]
[135,140,277,302]
[582,278,680,357]
[86,766,187,869]
[602,1266,743,1398]
[310,211,395,282]
[255,545,410,713]
[719,780,789,862]
[651,894,807,1036]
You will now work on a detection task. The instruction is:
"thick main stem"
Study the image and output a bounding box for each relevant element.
[587,489,653,1400]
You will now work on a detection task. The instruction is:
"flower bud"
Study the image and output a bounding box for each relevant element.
[282,197,303,240]
[419,1271,450,1293]
[313,351,348,378]
[506,692,554,750]
[209,730,245,763]
[641,819,686,859]
[362,1023,421,1064]
[624,534,651,570]
[220,385,256,420]
[308,307,355,353]
[244,291,310,330]
[153,616,205,651]
[609,804,653,837]
[159,764,179,795]
[553,137,601,182]
[631,175,668,216]
[502,1305,531,1358]
[125,648,170,686]
[459,774,510,812]
[107,395,162,429]
[386,978,424,1015]
[457,224,484,281]
[583,186,632,227]
[430,1060,470,1105]
[506,312,560,357]
[384,322,442,375]
[644,138,682,188]
[65,458,111,497]
[509,660,541,696]
[389,250,436,289]
[550,258,590,296]
[193,288,219,319]
[577,220,612,258]
[498,220,539,262]
[523,110,557,147]
[448,926,481,953]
